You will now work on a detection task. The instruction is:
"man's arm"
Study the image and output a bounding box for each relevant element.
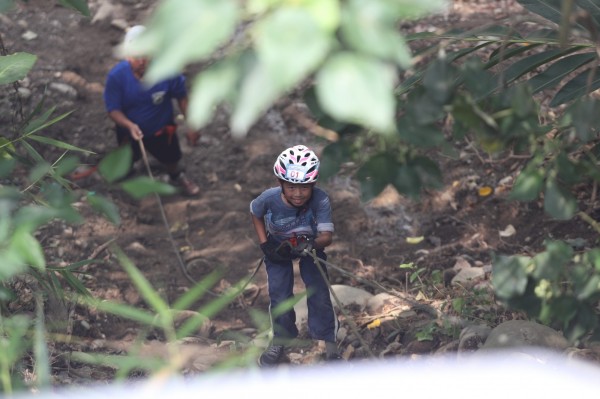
[176,97,200,146]
[108,110,143,141]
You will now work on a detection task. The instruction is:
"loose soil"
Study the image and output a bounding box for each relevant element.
[2,0,599,384]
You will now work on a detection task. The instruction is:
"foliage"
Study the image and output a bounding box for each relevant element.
[492,240,600,342]
[0,1,205,393]
[74,248,255,377]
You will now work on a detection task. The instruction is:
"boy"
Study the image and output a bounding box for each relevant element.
[250,145,340,366]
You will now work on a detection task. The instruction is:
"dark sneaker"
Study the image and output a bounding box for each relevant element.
[172,173,200,196]
[258,345,285,367]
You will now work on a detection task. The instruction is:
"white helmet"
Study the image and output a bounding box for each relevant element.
[124,25,146,44]
[273,145,320,184]
[121,25,146,58]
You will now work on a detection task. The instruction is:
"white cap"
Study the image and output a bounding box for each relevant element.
[124,25,146,44]
[119,25,146,59]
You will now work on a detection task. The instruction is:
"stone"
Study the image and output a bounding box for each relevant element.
[481,320,569,352]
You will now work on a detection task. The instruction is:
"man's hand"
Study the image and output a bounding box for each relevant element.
[186,131,200,146]
[129,124,143,141]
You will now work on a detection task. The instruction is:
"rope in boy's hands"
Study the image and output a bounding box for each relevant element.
[290,235,314,256]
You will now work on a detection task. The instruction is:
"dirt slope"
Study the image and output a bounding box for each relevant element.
[3,0,599,382]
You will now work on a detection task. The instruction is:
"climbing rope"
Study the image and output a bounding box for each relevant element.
[307,250,377,358]
[137,140,219,294]
[137,139,416,355]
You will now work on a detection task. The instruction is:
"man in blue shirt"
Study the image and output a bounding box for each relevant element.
[250,145,341,366]
[103,25,199,196]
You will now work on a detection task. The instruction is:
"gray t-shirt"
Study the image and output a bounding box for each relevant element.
[250,186,334,241]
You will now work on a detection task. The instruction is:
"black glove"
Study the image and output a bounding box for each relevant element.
[290,235,314,257]
[260,240,292,262]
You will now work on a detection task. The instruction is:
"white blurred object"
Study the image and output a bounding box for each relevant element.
[124,25,145,44]
[18,349,600,398]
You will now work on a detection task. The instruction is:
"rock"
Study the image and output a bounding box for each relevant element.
[49,82,77,98]
[294,285,374,331]
[480,320,569,353]
[22,30,37,40]
[458,324,492,354]
[451,266,485,286]
[330,284,374,310]
[366,292,411,315]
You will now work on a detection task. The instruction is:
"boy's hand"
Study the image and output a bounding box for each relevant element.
[260,241,292,262]
[291,235,314,256]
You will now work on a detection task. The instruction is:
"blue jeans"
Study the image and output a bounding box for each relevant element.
[265,250,337,343]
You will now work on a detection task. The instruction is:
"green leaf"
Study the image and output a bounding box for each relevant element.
[0,53,37,85]
[255,7,330,90]
[172,269,223,311]
[34,296,51,388]
[0,136,16,159]
[556,153,584,184]
[57,0,90,16]
[529,52,595,94]
[2,316,30,364]
[98,145,132,183]
[319,141,353,181]
[491,255,530,299]
[423,58,456,104]
[502,46,584,86]
[28,161,51,184]
[23,109,74,137]
[341,0,412,67]
[86,299,158,326]
[114,247,170,315]
[248,0,341,32]
[567,98,600,142]
[188,60,239,130]
[56,268,91,297]
[397,117,446,147]
[509,163,544,201]
[544,177,578,220]
[577,275,600,301]
[316,52,396,134]
[120,176,176,199]
[393,163,421,199]
[0,0,16,13]
[10,230,45,270]
[550,67,600,107]
[485,43,542,71]
[412,155,442,189]
[0,156,16,178]
[231,61,279,137]
[356,153,397,200]
[28,134,94,154]
[87,193,121,225]
[53,155,80,177]
[143,0,238,84]
[0,248,27,279]
[532,241,572,280]
[13,205,59,233]
[516,0,564,26]
[565,303,597,342]
[381,0,448,20]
